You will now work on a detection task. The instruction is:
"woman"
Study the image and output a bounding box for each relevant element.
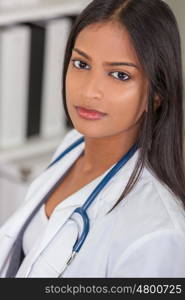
[0,0,185,277]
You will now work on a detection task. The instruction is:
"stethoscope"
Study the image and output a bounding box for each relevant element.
[47,136,138,277]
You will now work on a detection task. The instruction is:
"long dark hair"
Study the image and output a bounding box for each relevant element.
[62,0,185,211]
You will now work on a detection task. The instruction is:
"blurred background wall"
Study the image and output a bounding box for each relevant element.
[0,0,184,225]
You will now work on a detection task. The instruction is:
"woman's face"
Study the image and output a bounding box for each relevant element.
[66,21,148,139]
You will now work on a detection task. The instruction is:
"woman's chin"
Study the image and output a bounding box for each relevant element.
[71,123,106,139]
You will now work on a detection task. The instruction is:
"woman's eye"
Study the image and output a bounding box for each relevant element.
[70,59,130,81]
[110,71,130,81]
[71,59,89,69]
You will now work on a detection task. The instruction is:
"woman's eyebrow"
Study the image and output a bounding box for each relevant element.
[73,47,139,69]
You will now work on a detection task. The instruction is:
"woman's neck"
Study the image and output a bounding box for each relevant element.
[79,130,139,174]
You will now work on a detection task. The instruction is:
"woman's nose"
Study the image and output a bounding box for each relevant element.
[82,71,104,100]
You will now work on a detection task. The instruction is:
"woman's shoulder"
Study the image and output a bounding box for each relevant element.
[106,167,185,274]
[112,164,185,238]
[106,169,185,277]
[143,166,185,223]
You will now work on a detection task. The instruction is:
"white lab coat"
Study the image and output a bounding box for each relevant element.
[0,128,185,278]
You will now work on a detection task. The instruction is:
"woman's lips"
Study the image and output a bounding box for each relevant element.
[75,106,107,120]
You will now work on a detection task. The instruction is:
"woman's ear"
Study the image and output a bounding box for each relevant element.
[153,94,161,111]
[144,94,161,113]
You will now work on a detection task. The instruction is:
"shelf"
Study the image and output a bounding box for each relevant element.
[0,0,91,26]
